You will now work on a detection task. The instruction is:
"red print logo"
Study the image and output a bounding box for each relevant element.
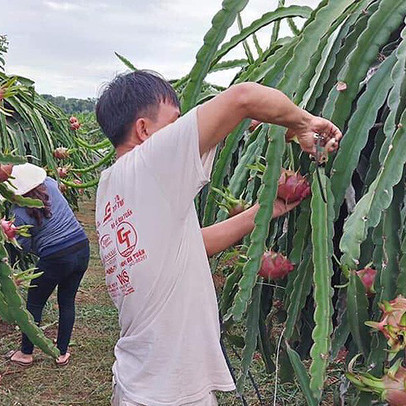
[116,221,137,257]
[103,202,112,224]
[100,234,113,249]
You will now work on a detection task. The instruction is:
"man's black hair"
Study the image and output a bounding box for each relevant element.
[96,70,180,147]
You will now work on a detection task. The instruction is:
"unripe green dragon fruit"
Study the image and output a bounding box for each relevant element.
[211,186,250,217]
[365,295,406,359]
[347,358,406,406]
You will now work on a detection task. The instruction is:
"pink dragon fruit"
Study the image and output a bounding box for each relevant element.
[1,218,31,248]
[0,164,13,183]
[53,147,70,160]
[277,169,311,203]
[57,166,70,178]
[258,250,294,280]
[365,295,406,358]
[69,116,81,130]
[1,218,18,241]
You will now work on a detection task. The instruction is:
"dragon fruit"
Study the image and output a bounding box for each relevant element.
[1,218,18,241]
[53,147,70,160]
[74,179,84,195]
[356,267,377,296]
[0,164,13,182]
[211,187,249,217]
[347,358,406,406]
[277,169,311,203]
[365,295,406,358]
[58,183,68,194]
[258,250,294,280]
[57,166,70,178]
[70,123,80,131]
[69,116,81,130]
[1,218,31,248]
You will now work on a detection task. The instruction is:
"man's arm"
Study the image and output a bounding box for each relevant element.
[202,198,300,257]
[197,82,342,156]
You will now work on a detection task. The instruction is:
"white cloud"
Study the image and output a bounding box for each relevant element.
[43,1,83,12]
[2,0,322,98]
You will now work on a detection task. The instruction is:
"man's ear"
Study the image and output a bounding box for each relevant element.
[132,117,150,142]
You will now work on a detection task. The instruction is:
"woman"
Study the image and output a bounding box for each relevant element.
[5,163,89,366]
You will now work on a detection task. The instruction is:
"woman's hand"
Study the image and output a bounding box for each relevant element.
[286,115,342,157]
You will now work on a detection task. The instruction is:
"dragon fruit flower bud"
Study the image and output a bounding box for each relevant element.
[356,267,377,296]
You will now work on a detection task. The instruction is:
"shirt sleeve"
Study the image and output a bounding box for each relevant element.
[138,106,216,215]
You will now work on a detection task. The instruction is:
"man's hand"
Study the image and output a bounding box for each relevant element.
[286,115,342,157]
[272,198,302,218]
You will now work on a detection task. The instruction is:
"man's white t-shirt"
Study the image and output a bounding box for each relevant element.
[95,107,235,406]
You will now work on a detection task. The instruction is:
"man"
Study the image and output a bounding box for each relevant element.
[95,70,342,406]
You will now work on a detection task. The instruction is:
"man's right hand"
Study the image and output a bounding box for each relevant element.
[286,114,342,157]
[197,82,343,157]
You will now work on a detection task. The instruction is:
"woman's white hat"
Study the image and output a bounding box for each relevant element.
[5,163,47,196]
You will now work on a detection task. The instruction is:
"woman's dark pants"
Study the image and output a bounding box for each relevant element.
[21,241,90,356]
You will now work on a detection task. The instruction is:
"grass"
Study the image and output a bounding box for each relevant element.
[0,197,344,405]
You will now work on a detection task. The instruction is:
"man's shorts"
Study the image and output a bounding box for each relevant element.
[111,377,218,406]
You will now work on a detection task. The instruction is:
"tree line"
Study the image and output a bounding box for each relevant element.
[41,94,96,114]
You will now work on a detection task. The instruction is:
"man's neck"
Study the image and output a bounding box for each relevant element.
[116,141,140,158]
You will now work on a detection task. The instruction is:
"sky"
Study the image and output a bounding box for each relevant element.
[1,0,320,99]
